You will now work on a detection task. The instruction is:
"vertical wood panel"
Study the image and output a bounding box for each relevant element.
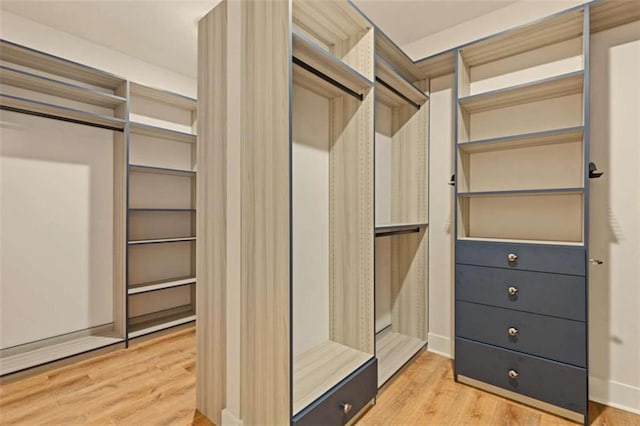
[196,5,227,424]
[329,28,375,355]
[113,81,128,338]
[240,1,292,424]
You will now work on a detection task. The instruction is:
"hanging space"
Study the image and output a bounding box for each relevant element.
[127,83,197,338]
[373,54,429,387]
[0,40,127,376]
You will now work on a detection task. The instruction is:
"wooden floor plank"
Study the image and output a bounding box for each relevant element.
[0,326,636,426]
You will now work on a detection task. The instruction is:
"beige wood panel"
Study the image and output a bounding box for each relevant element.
[240,1,291,424]
[128,242,193,286]
[462,192,584,243]
[375,55,428,106]
[414,51,456,80]
[130,82,196,111]
[328,66,375,355]
[196,4,227,425]
[390,228,428,340]
[459,126,583,152]
[335,27,375,82]
[293,0,370,52]
[459,140,584,192]
[391,93,428,225]
[460,8,584,67]
[590,0,640,33]
[293,340,372,414]
[467,93,583,141]
[459,71,584,113]
[129,287,192,318]
[376,330,425,387]
[113,82,128,338]
[374,31,420,81]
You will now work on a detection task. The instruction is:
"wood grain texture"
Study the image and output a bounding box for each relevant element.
[374,31,420,81]
[329,28,375,356]
[376,330,425,387]
[590,0,640,34]
[293,341,371,414]
[240,1,291,424]
[1,328,636,426]
[375,56,428,107]
[414,51,456,80]
[196,4,227,425]
[113,81,128,338]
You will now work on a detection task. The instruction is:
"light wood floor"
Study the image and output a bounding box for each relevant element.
[1,327,637,425]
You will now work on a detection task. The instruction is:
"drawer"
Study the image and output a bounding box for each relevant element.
[455,338,587,414]
[292,358,377,426]
[456,301,586,366]
[456,240,585,276]
[456,264,585,321]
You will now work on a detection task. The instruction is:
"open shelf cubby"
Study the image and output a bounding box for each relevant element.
[127,82,197,339]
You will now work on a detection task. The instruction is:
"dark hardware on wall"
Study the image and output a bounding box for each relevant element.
[589,162,604,179]
[448,174,455,186]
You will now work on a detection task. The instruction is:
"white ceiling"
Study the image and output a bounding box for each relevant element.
[1,0,518,79]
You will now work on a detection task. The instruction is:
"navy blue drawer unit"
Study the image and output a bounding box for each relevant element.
[292,358,377,426]
[456,338,587,414]
[456,240,586,276]
[456,301,586,366]
[456,264,586,321]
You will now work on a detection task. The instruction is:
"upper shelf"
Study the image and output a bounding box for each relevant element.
[0,93,126,131]
[0,65,126,108]
[591,0,640,33]
[458,126,584,153]
[130,121,196,144]
[130,82,196,111]
[0,39,124,90]
[375,56,427,109]
[292,30,372,100]
[458,187,584,198]
[459,8,584,68]
[458,70,584,113]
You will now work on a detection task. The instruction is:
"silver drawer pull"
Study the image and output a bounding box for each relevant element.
[507,286,518,296]
[508,327,519,337]
[507,253,518,262]
[508,369,519,379]
[341,403,352,414]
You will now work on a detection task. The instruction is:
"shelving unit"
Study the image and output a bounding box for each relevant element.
[126,82,197,340]
[374,54,429,388]
[453,5,590,423]
[0,39,127,376]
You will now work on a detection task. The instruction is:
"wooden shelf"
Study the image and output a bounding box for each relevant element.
[375,55,428,109]
[130,82,196,111]
[459,71,584,113]
[128,164,196,177]
[376,330,425,387]
[591,0,640,34]
[0,39,125,90]
[128,277,196,295]
[128,305,195,339]
[292,30,372,100]
[457,236,585,247]
[293,341,372,415]
[0,334,123,376]
[0,65,126,108]
[414,50,456,80]
[375,223,427,238]
[458,187,583,198]
[460,8,584,67]
[129,208,196,212]
[373,29,420,82]
[130,121,196,144]
[458,126,584,153]
[0,94,126,130]
[128,236,195,245]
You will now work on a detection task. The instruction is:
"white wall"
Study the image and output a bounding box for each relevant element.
[414,4,640,415]
[0,10,196,97]
[403,0,589,60]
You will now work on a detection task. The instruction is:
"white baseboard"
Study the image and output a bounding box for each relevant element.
[589,376,640,415]
[427,332,452,358]
[221,408,243,426]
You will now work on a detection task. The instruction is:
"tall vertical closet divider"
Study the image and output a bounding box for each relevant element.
[0,40,198,378]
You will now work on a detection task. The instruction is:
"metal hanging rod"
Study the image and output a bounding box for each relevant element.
[375,224,425,238]
[0,105,124,132]
[375,77,421,110]
[292,56,364,101]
